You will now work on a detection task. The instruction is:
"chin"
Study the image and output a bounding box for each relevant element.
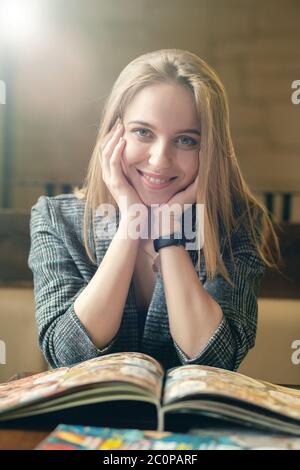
[139,192,176,208]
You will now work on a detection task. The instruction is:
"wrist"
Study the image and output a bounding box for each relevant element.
[153,231,186,253]
[159,218,182,237]
[118,213,149,241]
[153,212,183,238]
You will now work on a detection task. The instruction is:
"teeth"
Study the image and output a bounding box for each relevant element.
[142,173,172,184]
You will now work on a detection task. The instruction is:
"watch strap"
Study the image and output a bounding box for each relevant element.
[153,232,186,253]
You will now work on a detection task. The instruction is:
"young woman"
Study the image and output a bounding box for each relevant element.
[28,49,280,371]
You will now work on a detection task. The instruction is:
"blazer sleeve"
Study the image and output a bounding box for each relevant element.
[173,225,266,371]
[28,196,120,368]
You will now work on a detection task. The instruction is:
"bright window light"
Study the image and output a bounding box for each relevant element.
[0,0,41,46]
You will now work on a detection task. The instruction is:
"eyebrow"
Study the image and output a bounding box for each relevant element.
[128,120,201,136]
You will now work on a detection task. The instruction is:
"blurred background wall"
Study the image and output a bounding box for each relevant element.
[0,0,299,214]
[0,0,299,382]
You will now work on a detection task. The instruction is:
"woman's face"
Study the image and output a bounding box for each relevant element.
[121,83,200,207]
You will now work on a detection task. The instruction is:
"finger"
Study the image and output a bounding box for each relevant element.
[100,119,121,157]
[105,118,122,144]
[100,120,123,186]
[100,123,120,178]
[171,178,199,209]
[119,152,135,190]
[100,119,119,149]
[101,123,124,163]
[109,136,127,181]
[100,127,123,178]
[184,177,199,204]
[107,117,120,137]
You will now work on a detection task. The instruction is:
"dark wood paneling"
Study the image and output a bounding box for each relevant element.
[260,223,300,299]
[0,212,299,298]
[0,211,32,283]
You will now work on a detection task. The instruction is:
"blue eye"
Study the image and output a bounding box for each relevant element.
[177,136,197,147]
[132,127,198,147]
[132,128,151,138]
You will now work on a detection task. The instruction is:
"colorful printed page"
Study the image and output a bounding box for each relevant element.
[191,426,300,450]
[163,365,300,421]
[0,352,164,415]
[36,424,245,450]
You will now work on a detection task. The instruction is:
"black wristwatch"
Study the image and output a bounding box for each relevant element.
[153,232,186,253]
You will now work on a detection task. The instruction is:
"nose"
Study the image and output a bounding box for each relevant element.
[147,141,173,170]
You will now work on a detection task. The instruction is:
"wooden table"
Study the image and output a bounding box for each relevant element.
[0,429,50,450]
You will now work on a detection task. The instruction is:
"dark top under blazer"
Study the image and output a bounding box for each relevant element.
[28,194,266,371]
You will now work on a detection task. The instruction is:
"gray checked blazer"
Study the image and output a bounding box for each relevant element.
[28,194,266,371]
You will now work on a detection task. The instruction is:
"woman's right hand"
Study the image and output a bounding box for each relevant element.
[99,119,147,224]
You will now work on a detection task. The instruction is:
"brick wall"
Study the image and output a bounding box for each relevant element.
[0,0,299,219]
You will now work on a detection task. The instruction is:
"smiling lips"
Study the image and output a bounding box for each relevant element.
[137,169,177,190]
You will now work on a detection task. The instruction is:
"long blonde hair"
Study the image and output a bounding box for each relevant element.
[75,48,281,286]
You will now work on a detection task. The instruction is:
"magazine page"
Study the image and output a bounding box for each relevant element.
[36,423,300,450]
[0,352,164,417]
[162,365,300,422]
[191,426,300,450]
[35,423,246,450]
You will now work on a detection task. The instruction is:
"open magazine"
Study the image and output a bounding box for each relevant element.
[0,352,300,435]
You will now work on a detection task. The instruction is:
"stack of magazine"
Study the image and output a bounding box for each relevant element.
[36,424,300,450]
[0,352,300,435]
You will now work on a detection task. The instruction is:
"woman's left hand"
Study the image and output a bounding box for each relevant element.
[166,175,199,209]
[152,175,199,238]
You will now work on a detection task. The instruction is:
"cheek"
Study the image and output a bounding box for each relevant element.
[181,156,199,181]
[121,138,144,180]
[122,135,145,165]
